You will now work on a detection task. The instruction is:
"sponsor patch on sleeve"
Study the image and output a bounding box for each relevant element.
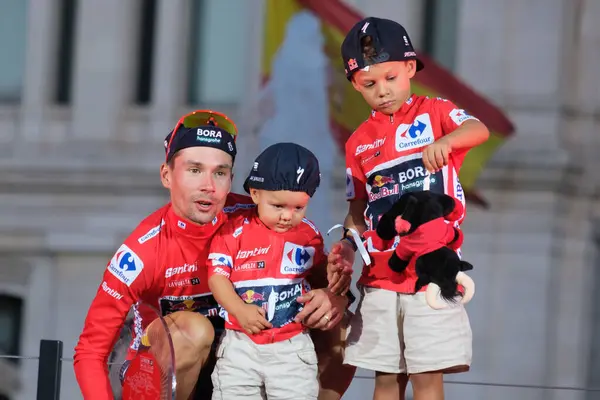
[449,108,478,125]
[208,253,233,268]
[107,244,144,287]
[345,168,355,200]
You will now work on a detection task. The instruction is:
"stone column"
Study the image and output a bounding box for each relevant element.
[149,0,191,142]
[235,0,267,193]
[70,0,139,140]
[18,0,60,145]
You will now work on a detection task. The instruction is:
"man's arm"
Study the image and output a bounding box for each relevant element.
[73,244,150,400]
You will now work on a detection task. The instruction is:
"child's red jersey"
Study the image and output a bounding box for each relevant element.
[345,94,478,293]
[208,209,325,344]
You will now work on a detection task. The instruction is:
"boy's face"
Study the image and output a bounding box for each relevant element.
[351,60,416,115]
[249,189,310,233]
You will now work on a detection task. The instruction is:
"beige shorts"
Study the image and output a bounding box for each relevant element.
[211,330,318,400]
[344,286,472,375]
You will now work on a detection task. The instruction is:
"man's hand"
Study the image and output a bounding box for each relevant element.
[232,304,272,335]
[422,137,451,173]
[295,289,348,331]
[327,240,355,295]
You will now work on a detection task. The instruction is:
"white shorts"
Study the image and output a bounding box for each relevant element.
[344,286,472,375]
[211,330,318,400]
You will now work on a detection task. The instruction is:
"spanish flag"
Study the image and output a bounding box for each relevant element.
[262,0,515,207]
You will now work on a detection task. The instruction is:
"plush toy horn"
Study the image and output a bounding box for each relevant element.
[425,283,446,310]
[425,272,476,310]
[456,271,475,305]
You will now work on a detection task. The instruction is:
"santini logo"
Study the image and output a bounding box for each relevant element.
[237,246,271,259]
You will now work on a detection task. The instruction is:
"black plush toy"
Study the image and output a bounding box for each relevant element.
[376,191,475,309]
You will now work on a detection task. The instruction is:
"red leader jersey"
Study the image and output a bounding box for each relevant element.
[73,193,254,400]
[207,209,325,345]
[345,94,479,293]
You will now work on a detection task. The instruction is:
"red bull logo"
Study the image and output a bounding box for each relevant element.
[372,175,394,188]
[368,184,399,202]
[240,290,265,304]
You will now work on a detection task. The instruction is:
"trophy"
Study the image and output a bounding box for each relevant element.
[109,303,176,400]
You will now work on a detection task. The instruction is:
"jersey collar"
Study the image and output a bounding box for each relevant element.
[166,205,221,238]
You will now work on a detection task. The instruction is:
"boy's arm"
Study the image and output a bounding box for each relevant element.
[206,239,244,317]
[327,199,367,281]
[208,274,245,318]
[423,99,490,173]
[207,233,272,334]
[441,119,489,150]
[206,231,239,308]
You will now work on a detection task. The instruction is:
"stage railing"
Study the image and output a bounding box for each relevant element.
[2,340,600,399]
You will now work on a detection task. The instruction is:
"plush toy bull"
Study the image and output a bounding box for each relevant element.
[376,191,475,309]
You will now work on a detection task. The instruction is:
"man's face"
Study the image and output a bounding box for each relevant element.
[351,60,416,115]
[161,147,233,225]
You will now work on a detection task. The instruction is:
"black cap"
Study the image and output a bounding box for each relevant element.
[341,17,424,80]
[243,143,321,197]
[164,124,237,163]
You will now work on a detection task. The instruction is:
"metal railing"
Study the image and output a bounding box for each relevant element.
[3,340,600,399]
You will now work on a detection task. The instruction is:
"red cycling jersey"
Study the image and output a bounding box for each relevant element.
[207,209,325,344]
[345,94,478,293]
[73,193,254,400]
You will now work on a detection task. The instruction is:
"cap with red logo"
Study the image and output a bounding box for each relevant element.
[341,17,424,80]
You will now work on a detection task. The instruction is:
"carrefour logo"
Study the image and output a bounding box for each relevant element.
[280,242,315,275]
[395,113,435,151]
[208,253,233,268]
[107,244,144,286]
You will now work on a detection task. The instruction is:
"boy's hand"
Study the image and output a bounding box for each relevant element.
[327,240,354,296]
[327,270,352,296]
[422,137,451,173]
[232,304,272,335]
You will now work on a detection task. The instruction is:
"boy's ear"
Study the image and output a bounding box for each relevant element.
[351,77,362,92]
[249,188,260,204]
[407,60,417,79]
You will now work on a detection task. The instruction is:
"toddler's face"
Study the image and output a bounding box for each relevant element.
[250,189,310,233]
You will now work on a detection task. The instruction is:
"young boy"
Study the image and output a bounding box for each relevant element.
[207,142,329,400]
[331,17,490,400]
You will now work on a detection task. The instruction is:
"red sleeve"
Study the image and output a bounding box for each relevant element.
[207,229,236,280]
[297,220,328,289]
[344,137,368,201]
[73,241,154,400]
[434,98,481,166]
[307,228,326,268]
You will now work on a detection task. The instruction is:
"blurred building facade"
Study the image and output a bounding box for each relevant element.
[0,0,599,399]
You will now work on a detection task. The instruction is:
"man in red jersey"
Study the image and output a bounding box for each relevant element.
[73,111,350,400]
[326,17,491,400]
